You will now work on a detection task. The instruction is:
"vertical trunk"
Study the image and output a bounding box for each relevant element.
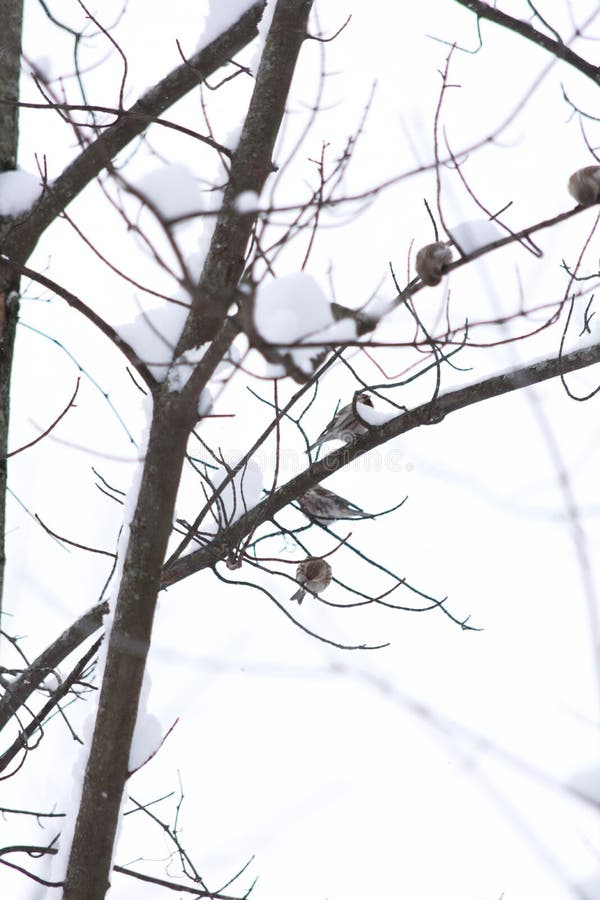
[62,392,195,900]
[62,3,313,897]
[0,0,24,627]
[0,0,22,171]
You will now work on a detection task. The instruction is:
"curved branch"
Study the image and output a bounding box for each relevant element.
[0,602,108,733]
[453,0,600,84]
[162,339,600,587]
[34,513,117,557]
[1,1,266,264]
[0,637,102,776]
[10,101,234,155]
[212,565,388,651]
[0,844,248,897]
[0,257,156,386]
[4,377,80,458]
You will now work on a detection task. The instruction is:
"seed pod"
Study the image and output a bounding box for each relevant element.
[568,166,600,206]
[415,241,453,286]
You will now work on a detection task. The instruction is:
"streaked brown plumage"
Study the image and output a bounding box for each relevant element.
[307,392,373,451]
[568,166,600,206]
[415,241,453,286]
[290,556,332,604]
[298,485,373,524]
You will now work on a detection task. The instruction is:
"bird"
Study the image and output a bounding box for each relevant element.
[298,484,373,524]
[415,241,453,286]
[307,392,373,451]
[290,556,332,604]
[568,166,600,206]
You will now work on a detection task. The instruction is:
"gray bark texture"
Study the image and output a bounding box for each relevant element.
[0,0,23,633]
[62,4,314,898]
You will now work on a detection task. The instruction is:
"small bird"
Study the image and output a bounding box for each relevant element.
[290,556,332,604]
[415,241,453,286]
[307,392,373,451]
[568,165,600,206]
[298,485,373,524]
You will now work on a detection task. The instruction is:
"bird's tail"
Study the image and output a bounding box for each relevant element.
[305,437,323,454]
[290,587,306,604]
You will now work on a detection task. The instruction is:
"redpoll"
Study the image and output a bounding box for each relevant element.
[290,556,332,604]
[298,485,373,524]
[307,392,373,451]
[415,242,453,286]
[568,166,600,206]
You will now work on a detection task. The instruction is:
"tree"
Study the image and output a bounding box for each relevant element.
[2,2,600,899]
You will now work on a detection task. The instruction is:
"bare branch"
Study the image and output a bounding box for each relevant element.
[0,257,157,386]
[0,637,102,776]
[163,340,600,586]
[1,1,266,264]
[62,6,316,898]
[454,0,600,83]
[4,377,81,458]
[0,602,108,733]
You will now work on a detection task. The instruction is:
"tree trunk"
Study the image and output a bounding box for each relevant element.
[0,0,24,629]
[62,391,195,900]
[62,3,313,897]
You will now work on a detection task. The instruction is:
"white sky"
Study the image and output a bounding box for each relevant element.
[3,1,600,899]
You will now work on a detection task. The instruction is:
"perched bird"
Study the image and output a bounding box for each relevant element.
[290,556,332,604]
[415,241,453,286]
[298,484,373,524]
[568,166,600,206]
[307,392,373,451]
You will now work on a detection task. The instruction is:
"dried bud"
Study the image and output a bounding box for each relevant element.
[415,242,453,286]
[568,166,600,206]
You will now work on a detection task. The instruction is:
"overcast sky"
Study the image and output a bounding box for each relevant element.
[4,2,600,899]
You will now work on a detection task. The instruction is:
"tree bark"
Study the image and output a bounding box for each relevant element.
[176,0,316,350]
[453,0,600,83]
[2,2,266,266]
[62,391,194,900]
[0,601,108,734]
[0,0,23,630]
[0,5,266,627]
[0,0,22,171]
[162,338,600,587]
[62,4,313,898]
